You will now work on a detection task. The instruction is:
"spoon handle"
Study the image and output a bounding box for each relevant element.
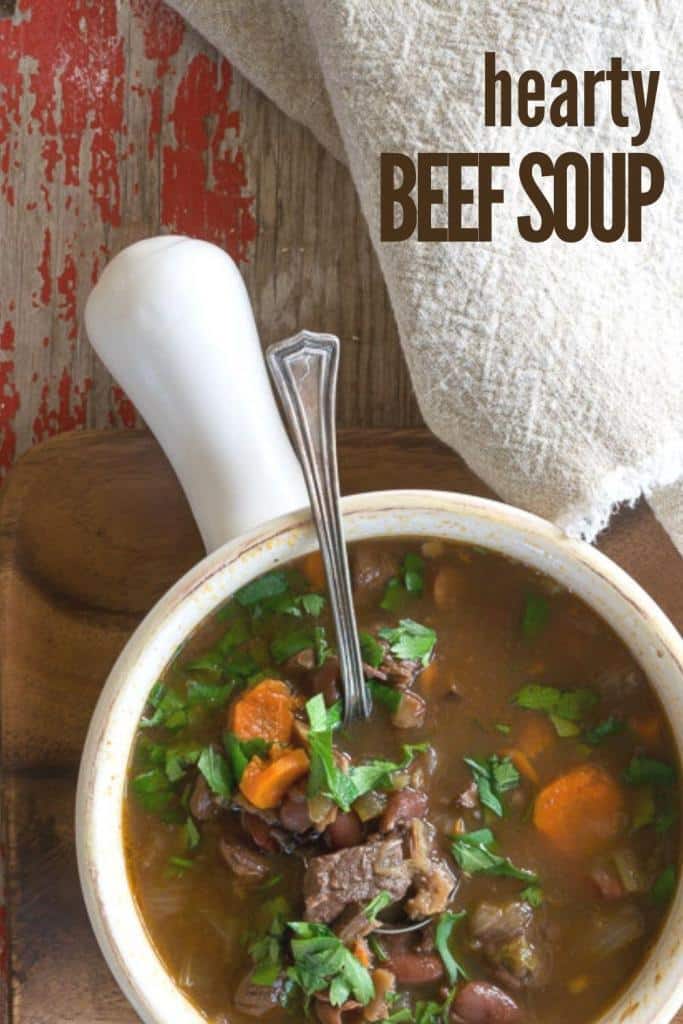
[267,331,371,725]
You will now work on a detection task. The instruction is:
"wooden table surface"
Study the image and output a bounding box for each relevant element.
[0,0,417,482]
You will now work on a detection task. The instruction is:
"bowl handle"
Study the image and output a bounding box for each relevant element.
[85,236,308,552]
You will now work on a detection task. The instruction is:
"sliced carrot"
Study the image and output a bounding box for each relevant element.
[628,713,663,749]
[302,550,326,590]
[518,715,555,760]
[230,678,296,744]
[505,748,539,786]
[239,748,310,809]
[353,938,371,968]
[533,765,625,858]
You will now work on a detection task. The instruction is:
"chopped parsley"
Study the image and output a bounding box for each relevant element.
[224,733,270,782]
[184,816,200,851]
[164,744,201,783]
[378,619,437,667]
[656,807,679,834]
[305,695,428,811]
[582,716,625,746]
[380,552,425,611]
[249,897,290,986]
[434,910,468,984]
[513,684,598,737]
[651,865,676,905]
[167,856,193,875]
[270,628,318,664]
[403,552,426,594]
[451,828,538,883]
[287,921,374,1007]
[234,569,326,624]
[521,593,550,640]
[300,593,326,617]
[363,890,393,920]
[236,571,290,607]
[186,679,236,708]
[521,883,544,908]
[197,746,233,798]
[464,755,520,817]
[360,631,384,669]
[369,679,402,713]
[269,623,332,666]
[140,683,188,731]
[131,768,176,815]
[624,756,676,788]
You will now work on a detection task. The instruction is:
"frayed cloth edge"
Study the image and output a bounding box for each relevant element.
[556,440,683,545]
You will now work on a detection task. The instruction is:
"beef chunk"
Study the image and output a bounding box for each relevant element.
[456,780,480,809]
[240,810,280,853]
[469,901,549,989]
[189,774,218,822]
[304,836,412,923]
[380,651,422,689]
[312,656,341,705]
[219,840,270,881]
[364,968,396,1021]
[451,981,522,1023]
[392,691,427,729]
[333,902,376,945]
[314,997,360,1024]
[234,970,285,1017]
[352,545,400,599]
[284,648,316,673]
[405,819,457,919]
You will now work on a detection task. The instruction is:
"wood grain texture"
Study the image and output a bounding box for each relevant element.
[0,428,681,1023]
[0,0,412,484]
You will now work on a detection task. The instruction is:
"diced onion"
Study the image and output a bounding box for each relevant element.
[353,790,388,822]
[612,848,647,894]
[587,904,645,959]
[307,793,337,829]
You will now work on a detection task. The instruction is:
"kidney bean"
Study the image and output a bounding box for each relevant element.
[451,982,522,1023]
[324,810,363,850]
[386,952,444,985]
[379,787,429,832]
[280,794,313,833]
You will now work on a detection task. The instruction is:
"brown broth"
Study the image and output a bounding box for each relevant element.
[125,539,680,1024]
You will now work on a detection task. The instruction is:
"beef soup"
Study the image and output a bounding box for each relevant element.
[124,539,680,1024]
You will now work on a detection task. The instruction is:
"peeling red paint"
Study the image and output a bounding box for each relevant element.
[162,55,257,262]
[0,0,256,477]
[0,1,125,218]
[0,322,19,472]
[0,322,15,352]
[109,385,138,429]
[130,0,185,78]
[32,370,92,443]
[148,85,162,159]
[37,227,51,306]
[57,253,78,341]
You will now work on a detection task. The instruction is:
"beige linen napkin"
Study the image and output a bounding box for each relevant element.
[170,0,683,551]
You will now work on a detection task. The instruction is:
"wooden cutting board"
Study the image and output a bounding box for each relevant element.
[1,428,681,1024]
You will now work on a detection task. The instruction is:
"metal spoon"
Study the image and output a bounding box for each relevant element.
[266,331,371,726]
